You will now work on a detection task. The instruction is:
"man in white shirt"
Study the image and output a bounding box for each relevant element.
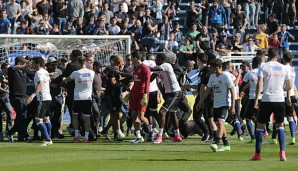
[250,48,292,161]
[108,17,120,35]
[200,58,236,152]
[26,57,52,146]
[62,56,95,143]
[150,52,182,144]
[242,37,260,55]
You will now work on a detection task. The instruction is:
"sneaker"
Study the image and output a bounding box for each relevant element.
[154,135,162,144]
[101,130,112,141]
[217,145,231,152]
[118,130,125,138]
[162,132,169,140]
[114,137,123,142]
[72,136,81,142]
[288,138,295,145]
[230,129,236,136]
[279,151,287,161]
[250,153,261,161]
[239,136,244,141]
[126,128,132,137]
[153,128,159,134]
[26,137,33,143]
[210,143,218,152]
[270,139,278,145]
[202,134,210,142]
[263,131,268,137]
[98,127,103,133]
[147,132,154,142]
[246,139,256,144]
[40,140,53,147]
[66,126,74,135]
[55,134,65,139]
[83,138,89,143]
[133,138,142,144]
[5,133,14,143]
[171,135,182,142]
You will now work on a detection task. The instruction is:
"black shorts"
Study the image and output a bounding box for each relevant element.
[106,95,121,113]
[36,101,51,119]
[205,96,214,118]
[73,100,92,115]
[257,102,285,124]
[162,91,182,112]
[285,96,297,117]
[245,99,259,120]
[148,91,158,112]
[213,106,229,122]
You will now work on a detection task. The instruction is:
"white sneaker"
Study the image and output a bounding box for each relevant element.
[41,140,53,147]
[118,130,125,138]
[210,144,218,152]
[98,127,103,133]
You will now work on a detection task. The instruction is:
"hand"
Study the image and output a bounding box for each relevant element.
[254,100,259,109]
[286,97,292,106]
[141,93,148,106]
[229,106,235,115]
[26,96,33,105]
[199,49,204,53]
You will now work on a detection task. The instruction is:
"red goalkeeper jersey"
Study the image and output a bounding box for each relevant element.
[131,63,150,94]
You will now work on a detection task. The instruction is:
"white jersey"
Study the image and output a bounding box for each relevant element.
[224,71,238,100]
[34,68,52,101]
[70,68,95,101]
[157,63,181,93]
[143,60,158,92]
[284,65,296,97]
[243,68,262,99]
[258,61,291,102]
[207,72,235,108]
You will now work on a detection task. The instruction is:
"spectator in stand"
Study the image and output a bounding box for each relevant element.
[108,16,121,35]
[218,0,232,34]
[0,9,11,34]
[5,0,21,34]
[231,3,247,43]
[28,9,42,28]
[232,33,243,54]
[267,13,280,36]
[112,0,130,13]
[196,26,216,62]
[34,19,50,34]
[153,0,163,24]
[186,0,199,29]
[49,23,61,35]
[254,0,261,27]
[84,1,96,24]
[85,15,97,35]
[200,0,210,26]
[62,23,72,35]
[179,38,195,65]
[36,0,50,16]
[53,0,67,32]
[74,17,84,35]
[209,0,227,34]
[242,0,256,28]
[278,24,295,57]
[100,3,114,24]
[215,32,232,56]
[118,19,131,35]
[210,28,218,51]
[283,0,296,26]
[171,22,183,45]
[268,33,280,48]
[141,16,158,53]
[253,24,268,49]
[114,3,128,24]
[67,0,84,19]
[131,19,143,50]
[127,15,136,30]
[165,32,179,53]
[133,0,148,12]
[241,36,260,54]
[158,15,171,41]
[19,1,30,22]
[94,16,109,35]
[185,23,200,45]
[16,20,34,34]
[163,2,176,23]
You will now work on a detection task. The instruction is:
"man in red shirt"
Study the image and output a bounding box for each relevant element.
[129,51,151,144]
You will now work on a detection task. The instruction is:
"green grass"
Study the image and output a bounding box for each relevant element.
[0,127,298,171]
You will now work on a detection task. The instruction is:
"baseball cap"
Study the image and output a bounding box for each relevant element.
[221,32,227,37]
[15,56,28,64]
[241,61,251,68]
[48,56,57,63]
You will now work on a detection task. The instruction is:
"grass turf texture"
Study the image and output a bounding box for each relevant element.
[0,126,298,171]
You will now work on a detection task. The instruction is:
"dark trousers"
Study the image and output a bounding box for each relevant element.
[193,95,210,135]
[50,98,63,137]
[8,96,29,140]
[0,98,13,132]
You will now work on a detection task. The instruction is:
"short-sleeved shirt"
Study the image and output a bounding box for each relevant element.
[198,66,209,89]
[143,60,158,92]
[278,31,292,48]
[196,33,212,50]
[131,63,150,95]
[8,67,27,97]
[242,68,261,99]
[284,64,295,97]
[258,61,291,102]
[207,72,235,108]
[0,18,11,34]
[34,68,52,101]
[156,63,181,93]
[69,68,95,101]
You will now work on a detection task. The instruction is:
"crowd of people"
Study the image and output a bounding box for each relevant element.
[0,0,297,162]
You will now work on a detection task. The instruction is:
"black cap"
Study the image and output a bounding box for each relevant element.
[241,61,251,68]
[15,56,28,64]
[93,60,104,67]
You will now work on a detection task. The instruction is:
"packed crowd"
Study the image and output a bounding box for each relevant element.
[0,0,297,162]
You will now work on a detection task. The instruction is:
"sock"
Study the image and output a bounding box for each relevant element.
[246,119,255,139]
[255,128,264,153]
[272,123,277,139]
[213,130,218,139]
[37,123,51,141]
[174,129,180,136]
[234,120,242,138]
[84,132,89,139]
[44,121,52,138]
[158,128,164,136]
[75,130,80,137]
[136,130,141,138]
[289,119,296,138]
[277,127,286,151]
[148,125,153,133]
[222,137,229,146]
[117,129,122,135]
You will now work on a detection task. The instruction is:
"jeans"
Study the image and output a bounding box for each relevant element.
[224,7,231,30]
[8,96,29,139]
[8,17,16,34]
[278,47,290,58]
[0,97,13,133]
[243,2,256,27]
[254,2,261,26]
[57,17,67,32]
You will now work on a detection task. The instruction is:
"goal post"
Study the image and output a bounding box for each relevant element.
[0,34,131,66]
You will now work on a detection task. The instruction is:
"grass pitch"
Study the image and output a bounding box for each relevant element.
[0,126,298,171]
